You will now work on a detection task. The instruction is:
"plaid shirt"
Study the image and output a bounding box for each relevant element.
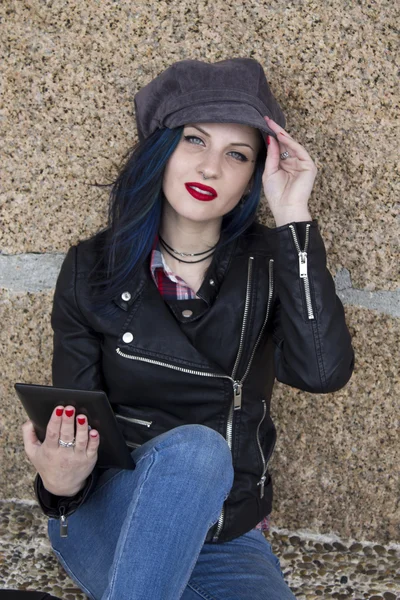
[150,233,270,533]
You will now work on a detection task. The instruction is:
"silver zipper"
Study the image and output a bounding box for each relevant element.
[114,354,241,544]
[230,256,255,382]
[212,257,274,541]
[126,441,142,449]
[212,402,234,540]
[115,349,241,401]
[256,399,267,498]
[115,414,153,427]
[59,506,68,538]
[289,223,314,320]
[116,256,274,542]
[240,259,274,384]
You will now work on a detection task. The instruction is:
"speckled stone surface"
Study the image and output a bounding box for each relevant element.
[1,286,399,544]
[1,0,399,290]
[0,290,53,500]
[268,305,400,544]
[1,502,399,599]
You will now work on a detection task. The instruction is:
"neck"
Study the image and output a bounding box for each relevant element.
[159,203,222,255]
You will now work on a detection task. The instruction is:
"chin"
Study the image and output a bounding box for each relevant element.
[165,198,211,218]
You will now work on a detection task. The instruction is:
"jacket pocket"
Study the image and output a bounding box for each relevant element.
[115,413,152,449]
[115,413,153,428]
[114,406,165,449]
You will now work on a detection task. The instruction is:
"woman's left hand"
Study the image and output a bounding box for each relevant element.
[262,116,317,227]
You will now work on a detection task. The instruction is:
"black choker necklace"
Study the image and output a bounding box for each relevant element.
[159,238,216,264]
[158,234,219,257]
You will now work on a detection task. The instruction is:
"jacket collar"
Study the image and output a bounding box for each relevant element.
[112,229,239,312]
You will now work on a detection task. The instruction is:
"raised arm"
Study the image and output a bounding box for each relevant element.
[268,220,354,393]
[260,117,354,392]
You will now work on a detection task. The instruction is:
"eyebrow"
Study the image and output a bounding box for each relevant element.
[185,124,255,151]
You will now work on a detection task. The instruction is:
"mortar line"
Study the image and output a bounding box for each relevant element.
[1,254,399,317]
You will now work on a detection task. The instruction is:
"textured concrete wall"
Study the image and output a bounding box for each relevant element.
[1,0,399,544]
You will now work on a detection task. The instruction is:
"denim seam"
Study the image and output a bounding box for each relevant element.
[206,487,232,529]
[106,450,157,598]
[51,546,97,600]
[135,431,195,465]
[89,469,127,500]
[187,581,217,600]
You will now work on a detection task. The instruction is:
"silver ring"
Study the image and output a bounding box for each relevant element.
[58,438,76,448]
[280,151,290,160]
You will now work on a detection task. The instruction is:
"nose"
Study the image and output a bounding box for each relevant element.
[197,149,224,180]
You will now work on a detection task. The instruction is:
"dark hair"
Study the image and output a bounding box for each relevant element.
[86,125,267,317]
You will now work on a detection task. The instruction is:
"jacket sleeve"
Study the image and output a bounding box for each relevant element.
[34,244,106,519]
[267,219,355,393]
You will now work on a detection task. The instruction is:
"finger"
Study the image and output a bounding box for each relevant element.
[264,129,289,176]
[264,117,293,159]
[276,132,311,160]
[21,420,42,457]
[265,117,314,162]
[44,405,66,450]
[60,405,76,444]
[74,414,89,454]
[86,428,100,460]
[264,116,292,138]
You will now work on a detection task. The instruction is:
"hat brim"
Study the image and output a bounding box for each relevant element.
[162,102,277,149]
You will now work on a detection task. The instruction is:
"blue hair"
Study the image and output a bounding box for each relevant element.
[86,125,267,316]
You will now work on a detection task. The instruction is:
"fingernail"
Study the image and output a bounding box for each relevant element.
[267,135,270,145]
[77,417,86,425]
[56,408,64,417]
[90,431,98,437]
[65,409,74,417]
[279,132,286,137]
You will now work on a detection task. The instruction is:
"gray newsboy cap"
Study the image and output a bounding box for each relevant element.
[134,58,286,148]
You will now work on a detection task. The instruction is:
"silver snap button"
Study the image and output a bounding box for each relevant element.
[122,332,134,343]
[121,291,131,301]
[209,279,215,286]
[182,310,193,318]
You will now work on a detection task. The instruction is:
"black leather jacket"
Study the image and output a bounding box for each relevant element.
[34,219,354,543]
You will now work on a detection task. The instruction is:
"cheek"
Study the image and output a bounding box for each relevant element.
[163,155,186,187]
[162,160,173,183]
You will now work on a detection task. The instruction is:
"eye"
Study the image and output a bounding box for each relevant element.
[184,135,203,146]
[183,135,248,163]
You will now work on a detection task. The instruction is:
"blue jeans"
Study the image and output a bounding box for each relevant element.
[48,425,296,599]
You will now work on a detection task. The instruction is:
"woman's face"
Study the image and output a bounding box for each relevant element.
[162,122,262,224]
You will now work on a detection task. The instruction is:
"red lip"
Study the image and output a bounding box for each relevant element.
[185,182,218,199]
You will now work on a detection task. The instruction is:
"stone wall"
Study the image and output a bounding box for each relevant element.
[1,0,398,544]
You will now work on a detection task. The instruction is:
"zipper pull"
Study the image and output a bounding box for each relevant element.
[233,381,243,410]
[299,251,308,278]
[257,475,266,499]
[59,506,68,538]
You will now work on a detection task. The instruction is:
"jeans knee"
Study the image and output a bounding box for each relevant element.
[155,424,234,492]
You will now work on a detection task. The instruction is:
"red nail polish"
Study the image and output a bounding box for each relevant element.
[77,417,86,425]
[65,409,74,417]
[267,135,270,145]
[56,408,64,417]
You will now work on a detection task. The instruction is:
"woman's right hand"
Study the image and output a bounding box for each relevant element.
[22,405,100,497]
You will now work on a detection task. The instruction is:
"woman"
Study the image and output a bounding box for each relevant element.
[22,58,354,600]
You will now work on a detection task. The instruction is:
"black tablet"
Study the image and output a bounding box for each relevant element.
[15,383,135,470]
